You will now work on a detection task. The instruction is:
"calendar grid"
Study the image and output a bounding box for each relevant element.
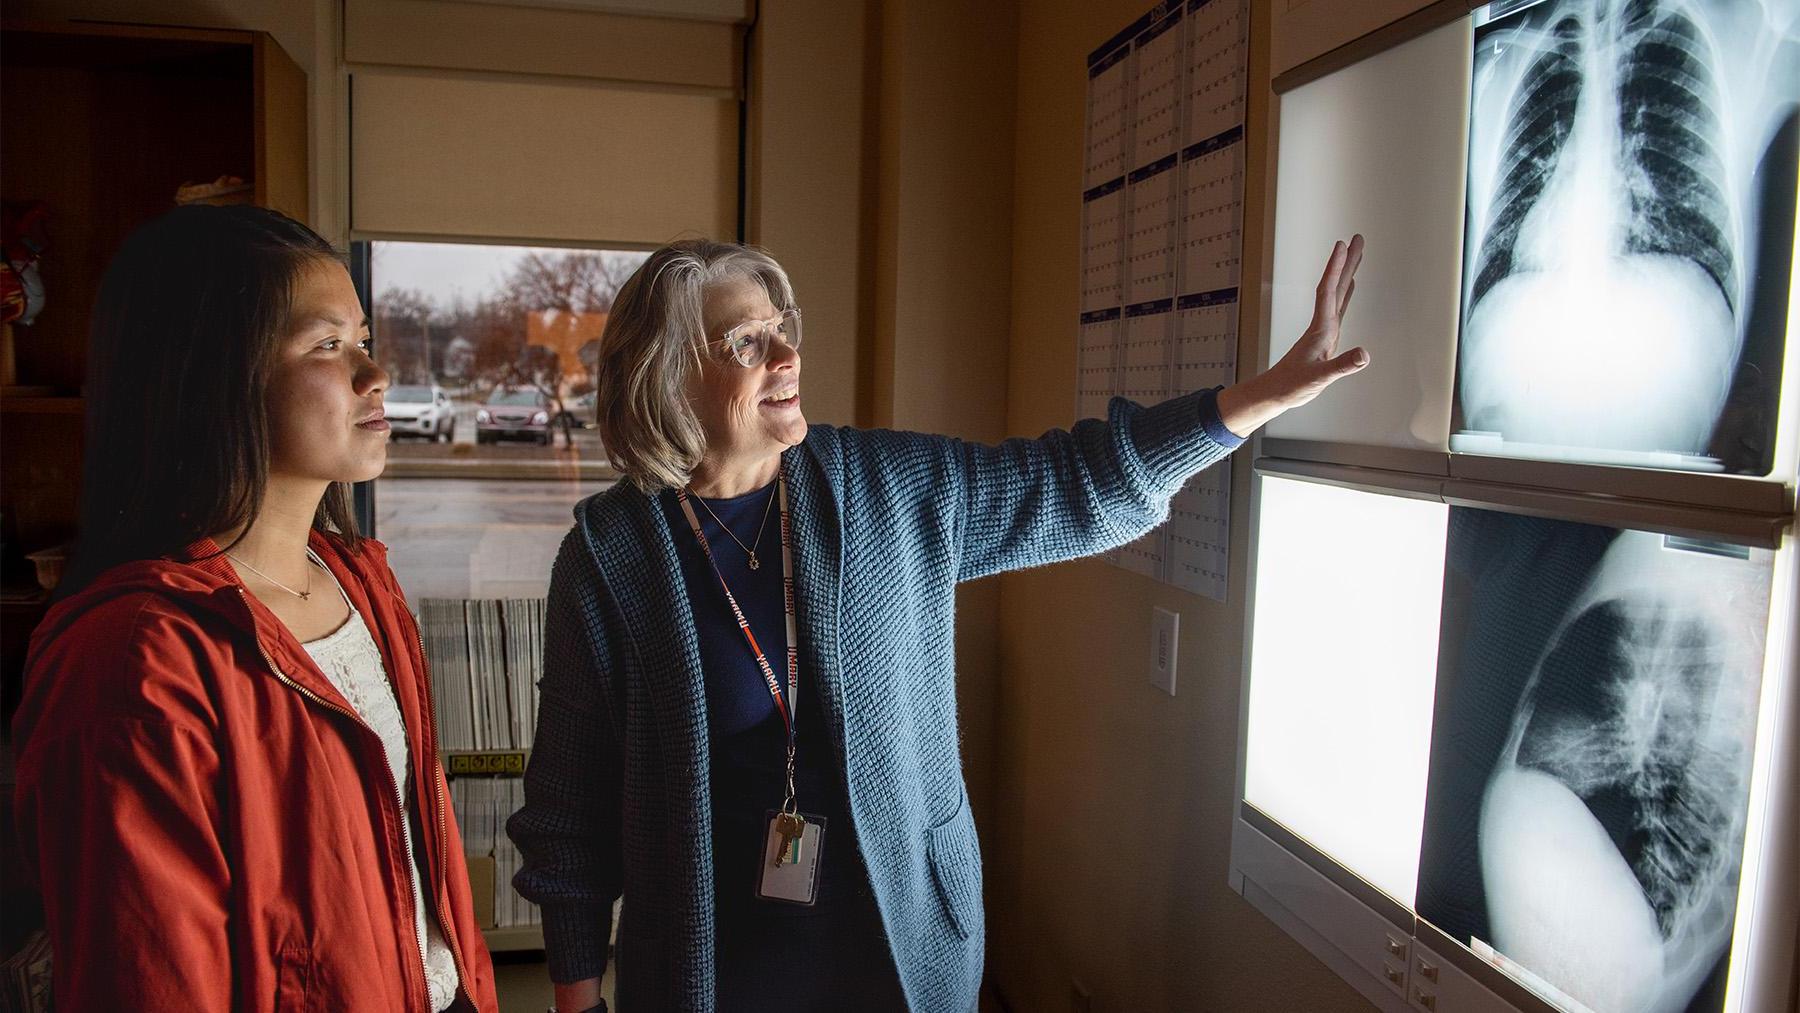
[1079,0,1247,600]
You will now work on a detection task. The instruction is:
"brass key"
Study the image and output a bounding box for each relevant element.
[773,811,807,867]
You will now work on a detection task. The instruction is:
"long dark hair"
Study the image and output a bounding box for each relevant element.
[62,204,363,595]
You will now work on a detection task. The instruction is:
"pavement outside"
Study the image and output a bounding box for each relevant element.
[375,475,614,603]
[375,397,617,601]
[382,402,616,481]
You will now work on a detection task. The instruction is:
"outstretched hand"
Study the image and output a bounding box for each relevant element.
[1215,234,1371,436]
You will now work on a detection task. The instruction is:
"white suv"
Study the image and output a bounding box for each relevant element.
[385,384,455,442]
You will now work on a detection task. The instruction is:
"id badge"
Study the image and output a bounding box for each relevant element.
[756,810,826,906]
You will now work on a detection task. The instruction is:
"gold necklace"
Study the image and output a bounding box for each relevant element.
[227,551,317,601]
[687,482,778,570]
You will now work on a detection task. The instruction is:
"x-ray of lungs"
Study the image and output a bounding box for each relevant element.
[1482,530,1771,1012]
[1414,509,1774,1013]
[1454,0,1800,474]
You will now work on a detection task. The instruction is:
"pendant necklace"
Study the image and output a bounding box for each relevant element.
[227,551,316,601]
[688,480,778,570]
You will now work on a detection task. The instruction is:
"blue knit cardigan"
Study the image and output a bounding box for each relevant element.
[507,388,1239,1011]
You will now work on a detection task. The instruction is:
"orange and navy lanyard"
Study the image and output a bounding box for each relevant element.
[676,465,801,806]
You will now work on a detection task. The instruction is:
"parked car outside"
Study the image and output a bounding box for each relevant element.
[553,390,598,430]
[476,387,552,446]
[385,384,455,442]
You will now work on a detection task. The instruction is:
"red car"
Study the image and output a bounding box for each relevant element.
[475,387,552,445]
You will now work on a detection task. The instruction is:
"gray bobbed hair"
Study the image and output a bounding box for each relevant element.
[597,239,796,491]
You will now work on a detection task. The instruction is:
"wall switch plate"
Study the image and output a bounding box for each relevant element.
[1150,607,1178,695]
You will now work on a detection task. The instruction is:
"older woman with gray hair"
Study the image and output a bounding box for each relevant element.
[508,235,1368,1012]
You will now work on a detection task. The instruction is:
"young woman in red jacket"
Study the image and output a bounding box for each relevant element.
[11,205,499,1012]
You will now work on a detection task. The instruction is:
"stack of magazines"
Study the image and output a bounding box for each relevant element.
[450,777,539,928]
[418,598,545,752]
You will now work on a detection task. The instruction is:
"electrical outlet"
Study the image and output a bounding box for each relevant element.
[1150,606,1179,695]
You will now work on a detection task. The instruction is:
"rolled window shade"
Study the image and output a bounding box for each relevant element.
[350,69,738,244]
[346,0,743,91]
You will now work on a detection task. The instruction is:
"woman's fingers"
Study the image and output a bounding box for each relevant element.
[1337,234,1365,309]
[1327,345,1370,379]
[1313,240,1346,323]
[1313,235,1364,332]
[1281,236,1368,407]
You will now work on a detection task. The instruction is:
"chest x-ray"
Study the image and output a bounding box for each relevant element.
[1455,0,1799,474]
[1415,509,1773,1013]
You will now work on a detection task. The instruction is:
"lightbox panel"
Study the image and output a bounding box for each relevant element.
[1244,470,1784,1012]
[1263,18,1470,453]
[1245,475,1450,908]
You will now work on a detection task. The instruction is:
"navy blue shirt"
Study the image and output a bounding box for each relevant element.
[660,480,791,737]
[658,482,866,919]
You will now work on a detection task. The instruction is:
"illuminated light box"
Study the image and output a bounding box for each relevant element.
[1238,470,1789,1012]
[1415,510,1775,1013]
[1236,2,1799,1011]
[1245,476,1449,907]
[1452,0,1800,476]
[1263,18,1470,453]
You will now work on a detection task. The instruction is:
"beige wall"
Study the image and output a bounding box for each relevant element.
[746,0,876,431]
[751,0,1018,829]
[1271,0,1441,77]
[873,0,1016,443]
[986,0,1375,1009]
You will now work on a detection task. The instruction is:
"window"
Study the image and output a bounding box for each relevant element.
[359,239,649,602]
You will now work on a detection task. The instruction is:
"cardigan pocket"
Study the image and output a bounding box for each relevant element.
[925,792,983,941]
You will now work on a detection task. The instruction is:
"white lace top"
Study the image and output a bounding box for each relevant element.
[300,555,461,1012]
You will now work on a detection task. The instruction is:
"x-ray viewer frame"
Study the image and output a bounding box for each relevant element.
[1253,0,1800,521]
[1232,4,1800,1005]
[1230,452,1800,1013]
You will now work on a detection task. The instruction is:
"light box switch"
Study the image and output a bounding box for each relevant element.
[1150,607,1179,695]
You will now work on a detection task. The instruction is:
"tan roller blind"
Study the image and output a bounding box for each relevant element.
[347,0,741,244]
[350,69,738,244]
[345,0,743,91]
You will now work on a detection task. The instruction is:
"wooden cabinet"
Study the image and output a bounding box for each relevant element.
[0,19,307,583]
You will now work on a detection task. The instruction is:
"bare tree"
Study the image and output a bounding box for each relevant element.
[595,252,641,309]
[498,250,641,315]
[463,297,526,386]
[482,250,645,448]
[374,286,438,383]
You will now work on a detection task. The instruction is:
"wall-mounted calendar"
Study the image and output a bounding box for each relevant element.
[1081,0,1248,601]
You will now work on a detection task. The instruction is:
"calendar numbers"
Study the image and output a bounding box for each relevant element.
[1079,0,1247,600]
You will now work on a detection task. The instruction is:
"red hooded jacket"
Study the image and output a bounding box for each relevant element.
[11,532,499,1012]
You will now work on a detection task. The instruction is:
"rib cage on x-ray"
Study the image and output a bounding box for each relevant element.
[1515,601,1741,941]
[1456,0,1798,468]
[1470,0,1736,310]
[1512,600,1735,942]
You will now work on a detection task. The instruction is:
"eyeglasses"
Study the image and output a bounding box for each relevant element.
[708,308,802,368]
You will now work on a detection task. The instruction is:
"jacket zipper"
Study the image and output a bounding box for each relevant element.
[236,587,436,1012]
[408,612,474,997]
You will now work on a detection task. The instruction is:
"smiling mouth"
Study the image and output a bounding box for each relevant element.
[761,388,800,408]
